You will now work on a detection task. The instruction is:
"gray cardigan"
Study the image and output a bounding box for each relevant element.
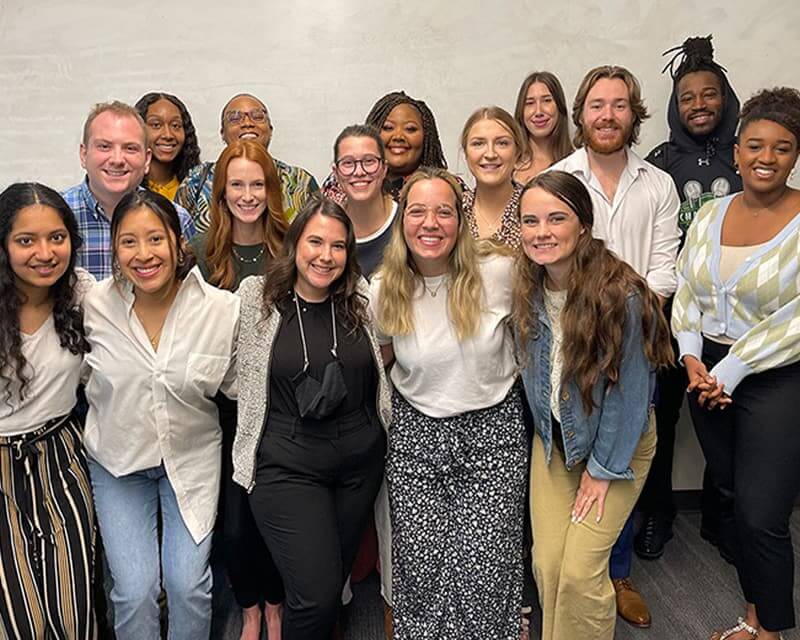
[232,275,392,492]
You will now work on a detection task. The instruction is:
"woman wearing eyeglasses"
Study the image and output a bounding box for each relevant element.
[175,93,319,233]
[332,124,396,279]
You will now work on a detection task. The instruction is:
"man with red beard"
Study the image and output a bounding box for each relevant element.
[550,65,680,630]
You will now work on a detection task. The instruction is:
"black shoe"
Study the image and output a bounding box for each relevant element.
[634,514,673,560]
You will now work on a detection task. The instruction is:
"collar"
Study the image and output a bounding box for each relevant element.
[117,264,207,310]
[570,146,649,182]
[79,177,106,220]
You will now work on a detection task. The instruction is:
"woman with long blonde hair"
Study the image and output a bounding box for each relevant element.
[188,139,289,640]
[370,166,527,639]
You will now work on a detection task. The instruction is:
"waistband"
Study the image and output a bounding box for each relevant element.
[266,407,372,438]
[0,414,73,460]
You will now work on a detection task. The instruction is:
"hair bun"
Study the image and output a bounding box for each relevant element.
[683,35,714,60]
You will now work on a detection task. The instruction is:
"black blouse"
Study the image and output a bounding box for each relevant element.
[268,293,377,420]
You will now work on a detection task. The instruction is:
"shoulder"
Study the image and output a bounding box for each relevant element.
[237,275,265,305]
[72,268,96,304]
[184,161,214,183]
[188,230,207,253]
[644,142,668,168]
[549,148,583,173]
[276,159,318,189]
[83,276,117,310]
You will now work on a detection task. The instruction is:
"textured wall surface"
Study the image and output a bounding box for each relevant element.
[1,0,798,487]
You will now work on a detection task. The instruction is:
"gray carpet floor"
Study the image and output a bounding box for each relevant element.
[210,511,800,639]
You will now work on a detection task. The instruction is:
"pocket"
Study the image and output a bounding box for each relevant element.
[184,353,230,396]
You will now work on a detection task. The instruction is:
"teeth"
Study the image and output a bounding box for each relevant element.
[754,168,774,177]
[135,265,160,276]
[535,243,557,249]
[240,133,258,139]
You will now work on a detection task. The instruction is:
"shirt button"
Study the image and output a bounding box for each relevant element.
[561,390,570,401]
[720,323,726,331]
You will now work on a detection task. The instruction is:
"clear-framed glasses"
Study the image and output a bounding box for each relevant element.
[335,155,383,176]
[404,205,457,222]
[224,108,269,125]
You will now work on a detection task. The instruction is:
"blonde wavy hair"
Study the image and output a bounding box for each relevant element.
[375,167,485,340]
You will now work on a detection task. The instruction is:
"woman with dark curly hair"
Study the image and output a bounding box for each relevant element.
[673,87,800,640]
[514,171,672,640]
[232,196,390,639]
[321,91,450,205]
[135,92,201,201]
[0,183,95,638]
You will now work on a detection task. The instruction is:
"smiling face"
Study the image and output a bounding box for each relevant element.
[581,77,634,155]
[402,178,459,276]
[221,95,272,148]
[7,204,71,295]
[224,157,267,232]
[334,135,387,204]
[80,111,151,211]
[114,206,178,297]
[144,98,186,166]
[735,119,799,195]
[380,103,424,176]
[294,212,348,302]
[465,118,518,189]
[520,186,583,281]
[523,81,559,139]
[677,70,724,137]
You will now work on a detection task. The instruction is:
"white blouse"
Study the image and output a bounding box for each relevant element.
[369,253,518,418]
[0,269,94,436]
[82,267,239,543]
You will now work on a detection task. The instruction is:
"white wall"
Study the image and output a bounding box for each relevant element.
[2,0,799,488]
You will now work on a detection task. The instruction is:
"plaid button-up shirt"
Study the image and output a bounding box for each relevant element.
[62,178,196,280]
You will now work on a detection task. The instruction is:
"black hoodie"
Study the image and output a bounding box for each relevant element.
[646,74,742,235]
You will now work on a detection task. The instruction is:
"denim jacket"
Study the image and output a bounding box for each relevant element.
[520,292,656,481]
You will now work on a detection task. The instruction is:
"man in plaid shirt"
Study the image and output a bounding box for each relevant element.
[63,100,195,280]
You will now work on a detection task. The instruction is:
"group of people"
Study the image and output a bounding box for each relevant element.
[1,34,799,640]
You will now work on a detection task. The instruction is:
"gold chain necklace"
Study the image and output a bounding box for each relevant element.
[423,277,446,297]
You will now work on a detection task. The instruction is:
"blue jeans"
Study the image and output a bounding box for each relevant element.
[609,515,634,579]
[88,459,213,640]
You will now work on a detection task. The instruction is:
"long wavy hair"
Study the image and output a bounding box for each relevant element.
[374,167,485,341]
[261,195,368,334]
[0,183,90,406]
[135,92,201,183]
[512,171,672,414]
[514,71,574,166]
[206,141,287,290]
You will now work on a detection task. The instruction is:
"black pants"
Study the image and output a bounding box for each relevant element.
[689,339,800,632]
[638,322,726,532]
[218,396,285,608]
[249,410,386,640]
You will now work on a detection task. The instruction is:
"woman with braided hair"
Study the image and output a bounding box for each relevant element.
[673,86,800,640]
[322,91,450,205]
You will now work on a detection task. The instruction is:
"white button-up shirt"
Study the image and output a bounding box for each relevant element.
[82,267,239,543]
[551,147,681,297]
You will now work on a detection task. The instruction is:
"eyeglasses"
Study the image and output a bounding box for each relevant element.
[335,155,383,176]
[224,108,269,125]
[404,206,456,221]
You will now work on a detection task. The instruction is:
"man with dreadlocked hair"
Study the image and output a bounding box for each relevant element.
[636,35,741,563]
[322,91,451,206]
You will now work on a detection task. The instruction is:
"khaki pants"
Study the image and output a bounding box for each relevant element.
[531,414,656,640]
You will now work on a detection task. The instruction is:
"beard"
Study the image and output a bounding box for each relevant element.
[585,119,631,155]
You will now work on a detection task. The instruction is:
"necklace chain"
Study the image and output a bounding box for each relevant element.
[232,245,265,264]
[423,277,446,297]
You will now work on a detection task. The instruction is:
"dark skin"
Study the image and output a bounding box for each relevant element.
[685,118,800,412]
[677,70,724,137]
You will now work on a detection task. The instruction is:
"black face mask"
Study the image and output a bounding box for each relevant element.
[291,293,348,419]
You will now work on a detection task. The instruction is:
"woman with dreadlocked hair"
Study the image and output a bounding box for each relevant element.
[673,87,800,640]
[322,91,450,205]
[135,92,202,201]
[0,183,95,638]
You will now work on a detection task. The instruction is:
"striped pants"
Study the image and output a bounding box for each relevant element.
[0,415,95,639]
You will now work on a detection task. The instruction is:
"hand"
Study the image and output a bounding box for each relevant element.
[684,355,714,393]
[572,470,611,524]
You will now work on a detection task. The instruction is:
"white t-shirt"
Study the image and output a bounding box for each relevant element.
[0,269,94,436]
[369,253,517,418]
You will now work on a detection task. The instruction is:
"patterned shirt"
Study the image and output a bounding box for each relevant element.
[62,179,196,281]
[463,181,524,249]
[672,195,800,394]
[175,158,319,233]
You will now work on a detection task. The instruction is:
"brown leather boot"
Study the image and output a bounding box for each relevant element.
[613,577,651,628]
[383,602,393,639]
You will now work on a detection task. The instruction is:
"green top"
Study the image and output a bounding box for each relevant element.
[189,232,267,291]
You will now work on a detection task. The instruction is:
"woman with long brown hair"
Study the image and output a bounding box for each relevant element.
[189,139,289,639]
[232,196,391,639]
[513,71,574,184]
[513,171,671,640]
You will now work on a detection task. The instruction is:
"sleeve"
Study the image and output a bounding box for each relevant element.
[586,295,654,481]
[644,176,681,297]
[220,298,240,400]
[174,172,196,214]
[367,276,392,346]
[711,290,800,394]
[175,202,197,241]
